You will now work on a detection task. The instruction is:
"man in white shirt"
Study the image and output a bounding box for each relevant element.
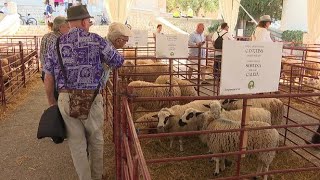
[0,2,9,15]
[212,23,234,79]
[188,23,207,83]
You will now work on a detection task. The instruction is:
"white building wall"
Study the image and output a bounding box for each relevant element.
[281,0,308,31]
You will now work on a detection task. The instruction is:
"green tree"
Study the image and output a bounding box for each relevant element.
[167,0,219,16]
[237,0,283,35]
[238,0,283,21]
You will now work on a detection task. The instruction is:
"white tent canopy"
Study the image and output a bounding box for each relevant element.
[219,0,241,33]
[104,0,133,24]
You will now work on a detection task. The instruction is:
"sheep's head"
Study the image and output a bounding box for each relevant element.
[178,108,203,127]
[220,99,238,109]
[203,101,221,120]
[303,76,320,87]
[154,108,175,132]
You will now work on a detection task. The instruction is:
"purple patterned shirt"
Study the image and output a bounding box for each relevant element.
[43,28,124,90]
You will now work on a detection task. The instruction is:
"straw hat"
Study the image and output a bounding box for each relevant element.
[260,15,272,22]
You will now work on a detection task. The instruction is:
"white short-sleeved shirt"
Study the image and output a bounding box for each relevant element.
[252,27,273,42]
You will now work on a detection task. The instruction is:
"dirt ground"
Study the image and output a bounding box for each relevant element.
[0,75,116,180]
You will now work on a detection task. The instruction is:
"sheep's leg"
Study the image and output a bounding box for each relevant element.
[213,157,220,176]
[263,165,270,180]
[254,164,263,180]
[220,157,226,172]
[179,138,184,152]
[169,137,174,149]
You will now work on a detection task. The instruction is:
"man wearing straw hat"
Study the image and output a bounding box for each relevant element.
[43,5,132,180]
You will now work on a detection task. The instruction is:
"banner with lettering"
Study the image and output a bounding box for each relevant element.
[127,30,148,47]
[220,40,283,95]
[155,34,189,58]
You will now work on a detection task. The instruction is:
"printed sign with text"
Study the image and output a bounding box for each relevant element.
[156,34,189,58]
[127,30,148,47]
[220,40,283,95]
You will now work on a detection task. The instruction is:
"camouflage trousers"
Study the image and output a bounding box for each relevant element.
[58,93,104,180]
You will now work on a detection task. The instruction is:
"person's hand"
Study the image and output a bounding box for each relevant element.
[196,41,205,46]
[49,102,57,107]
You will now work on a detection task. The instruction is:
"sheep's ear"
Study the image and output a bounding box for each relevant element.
[152,115,158,118]
[229,99,238,103]
[203,104,210,108]
[168,114,174,118]
[195,112,203,116]
[221,99,229,105]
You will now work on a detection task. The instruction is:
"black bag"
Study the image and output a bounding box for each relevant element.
[214,32,228,49]
[37,105,66,144]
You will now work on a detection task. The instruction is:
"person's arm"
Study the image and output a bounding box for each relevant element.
[226,32,234,40]
[100,36,124,69]
[188,33,198,47]
[43,42,57,106]
[44,73,56,106]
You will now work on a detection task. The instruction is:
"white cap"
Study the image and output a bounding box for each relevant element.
[108,22,133,37]
[260,15,272,22]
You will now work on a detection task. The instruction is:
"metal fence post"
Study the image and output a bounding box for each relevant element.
[19,41,26,88]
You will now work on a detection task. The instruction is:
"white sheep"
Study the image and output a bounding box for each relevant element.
[127,80,181,111]
[155,100,218,151]
[155,75,198,104]
[198,102,272,144]
[119,61,169,82]
[135,111,159,134]
[303,76,320,103]
[123,49,156,64]
[179,102,279,180]
[221,98,284,126]
[1,58,10,83]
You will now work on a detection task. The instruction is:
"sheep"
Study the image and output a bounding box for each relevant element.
[198,102,272,144]
[179,102,279,180]
[123,49,156,64]
[127,80,181,111]
[119,61,169,82]
[303,76,320,103]
[155,75,198,104]
[1,58,10,83]
[135,111,159,134]
[155,100,218,151]
[305,62,320,78]
[221,98,284,126]
[281,58,303,82]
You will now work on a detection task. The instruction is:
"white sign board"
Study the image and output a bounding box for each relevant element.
[127,30,148,47]
[237,29,244,36]
[220,41,283,95]
[156,34,189,58]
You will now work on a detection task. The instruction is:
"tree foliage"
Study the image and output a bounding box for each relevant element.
[166,0,219,16]
[238,0,283,21]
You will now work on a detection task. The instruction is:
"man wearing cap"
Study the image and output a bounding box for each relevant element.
[252,15,273,42]
[40,16,69,99]
[107,22,133,49]
[0,2,9,15]
[43,5,131,180]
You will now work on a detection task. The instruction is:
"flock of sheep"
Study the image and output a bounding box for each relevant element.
[133,96,283,180]
[282,57,320,103]
[119,52,286,179]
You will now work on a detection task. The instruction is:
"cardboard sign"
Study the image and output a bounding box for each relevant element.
[220,40,283,95]
[127,30,148,47]
[156,34,189,58]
